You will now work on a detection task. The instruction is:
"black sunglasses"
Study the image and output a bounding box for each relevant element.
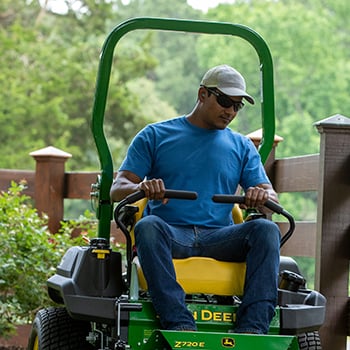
[204,86,244,112]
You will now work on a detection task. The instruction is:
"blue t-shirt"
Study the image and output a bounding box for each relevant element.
[119,116,270,227]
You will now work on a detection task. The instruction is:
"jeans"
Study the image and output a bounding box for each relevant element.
[134,215,280,333]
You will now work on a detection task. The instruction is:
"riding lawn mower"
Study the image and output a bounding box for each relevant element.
[27,17,326,350]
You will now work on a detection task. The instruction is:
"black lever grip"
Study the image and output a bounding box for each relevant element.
[164,190,198,200]
[212,194,284,214]
[124,189,198,204]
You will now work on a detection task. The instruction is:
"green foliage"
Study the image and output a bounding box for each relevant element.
[0,182,97,337]
[292,256,315,290]
[0,16,98,170]
[2,0,349,172]
[0,0,171,171]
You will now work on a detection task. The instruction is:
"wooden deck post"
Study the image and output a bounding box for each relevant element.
[314,114,350,350]
[30,146,72,233]
[246,128,284,182]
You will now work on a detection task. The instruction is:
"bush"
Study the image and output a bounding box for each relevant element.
[0,182,96,337]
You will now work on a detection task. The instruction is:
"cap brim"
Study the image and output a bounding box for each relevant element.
[218,87,255,105]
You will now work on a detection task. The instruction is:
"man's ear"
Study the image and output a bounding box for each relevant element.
[198,87,207,101]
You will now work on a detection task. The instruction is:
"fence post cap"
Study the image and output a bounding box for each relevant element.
[314,114,350,130]
[246,128,283,145]
[29,146,72,159]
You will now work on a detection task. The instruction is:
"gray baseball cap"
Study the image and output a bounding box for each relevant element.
[200,64,255,104]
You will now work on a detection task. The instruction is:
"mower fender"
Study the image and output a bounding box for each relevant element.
[47,245,124,323]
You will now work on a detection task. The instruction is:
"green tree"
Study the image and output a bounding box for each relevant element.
[0,0,175,170]
[1,0,349,176]
[111,0,204,114]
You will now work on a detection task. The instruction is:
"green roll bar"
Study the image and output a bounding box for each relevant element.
[91,17,275,239]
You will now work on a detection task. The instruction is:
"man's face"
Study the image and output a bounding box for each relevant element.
[199,87,244,130]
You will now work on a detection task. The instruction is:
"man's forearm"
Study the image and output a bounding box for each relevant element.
[110,173,141,202]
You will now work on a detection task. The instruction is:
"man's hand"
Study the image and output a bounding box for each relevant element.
[138,178,168,204]
[240,184,279,212]
[244,186,269,208]
[110,171,168,203]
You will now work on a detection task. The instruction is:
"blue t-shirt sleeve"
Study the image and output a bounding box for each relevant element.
[239,138,270,191]
[118,126,154,179]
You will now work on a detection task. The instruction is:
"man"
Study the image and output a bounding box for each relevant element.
[110,64,281,334]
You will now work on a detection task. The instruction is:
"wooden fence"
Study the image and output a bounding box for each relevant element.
[0,114,349,350]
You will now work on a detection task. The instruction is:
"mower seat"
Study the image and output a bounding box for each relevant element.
[131,198,247,296]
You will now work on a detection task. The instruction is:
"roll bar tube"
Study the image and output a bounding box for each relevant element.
[93,17,275,239]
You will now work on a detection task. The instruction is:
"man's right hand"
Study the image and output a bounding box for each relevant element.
[110,170,169,204]
[138,178,168,204]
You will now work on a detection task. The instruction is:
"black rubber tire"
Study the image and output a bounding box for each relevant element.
[27,307,94,350]
[297,331,322,350]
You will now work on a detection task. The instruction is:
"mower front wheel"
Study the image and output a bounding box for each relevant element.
[27,307,94,350]
[297,331,322,350]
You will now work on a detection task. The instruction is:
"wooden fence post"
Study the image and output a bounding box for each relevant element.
[314,114,350,350]
[30,146,72,233]
[246,128,284,183]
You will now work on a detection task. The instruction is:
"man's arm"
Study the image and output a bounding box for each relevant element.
[110,170,141,202]
[110,170,167,203]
